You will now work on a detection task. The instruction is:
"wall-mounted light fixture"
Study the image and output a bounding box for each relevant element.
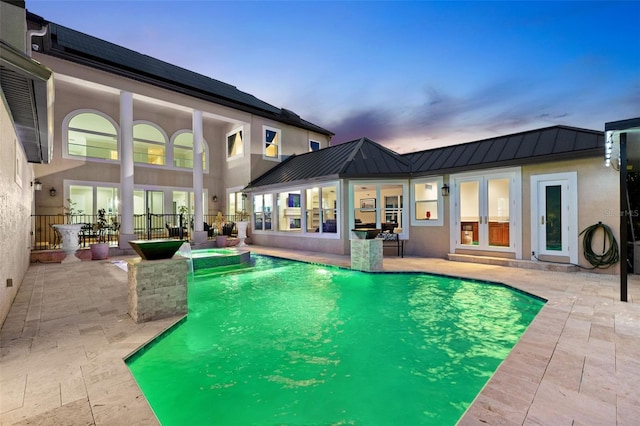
[212,195,218,202]
[49,187,57,197]
[441,184,450,196]
[32,179,42,191]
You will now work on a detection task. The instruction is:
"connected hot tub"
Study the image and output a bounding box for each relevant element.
[190,248,251,270]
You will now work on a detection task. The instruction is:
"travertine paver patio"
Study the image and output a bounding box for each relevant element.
[1,248,639,425]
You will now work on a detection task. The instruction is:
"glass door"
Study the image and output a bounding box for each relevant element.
[538,181,565,254]
[487,178,510,247]
[133,190,164,237]
[457,175,512,249]
[459,180,480,246]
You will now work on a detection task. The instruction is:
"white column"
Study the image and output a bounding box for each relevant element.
[192,109,206,243]
[119,91,136,248]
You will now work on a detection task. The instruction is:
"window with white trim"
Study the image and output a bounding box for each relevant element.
[411,177,444,226]
[263,126,281,160]
[309,140,320,152]
[133,122,166,165]
[65,111,118,161]
[253,194,273,231]
[226,128,243,160]
[172,131,208,171]
[252,182,339,236]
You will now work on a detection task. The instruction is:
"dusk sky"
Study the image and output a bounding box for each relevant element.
[26,0,640,153]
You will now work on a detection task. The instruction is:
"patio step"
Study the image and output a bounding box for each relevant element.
[447,253,579,272]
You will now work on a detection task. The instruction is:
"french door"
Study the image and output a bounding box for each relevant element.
[454,169,519,253]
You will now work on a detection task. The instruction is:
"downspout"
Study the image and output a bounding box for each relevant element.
[26,25,47,57]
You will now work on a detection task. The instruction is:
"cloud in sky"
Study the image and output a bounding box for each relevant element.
[26,0,640,153]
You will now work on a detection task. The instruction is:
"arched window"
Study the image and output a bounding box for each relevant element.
[172,131,208,171]
[65,111,118,161]
[133,122,167,165]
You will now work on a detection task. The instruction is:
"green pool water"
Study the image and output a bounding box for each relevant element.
[126,255,544,425]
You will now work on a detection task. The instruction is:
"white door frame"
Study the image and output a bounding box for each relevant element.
[450,167,522,258]
[530,172,578,264]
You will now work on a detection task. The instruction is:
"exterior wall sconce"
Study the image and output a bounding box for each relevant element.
[49,187,57,197]
[441,184,450,196]
[32,179,42,191]
[212,195,218,202]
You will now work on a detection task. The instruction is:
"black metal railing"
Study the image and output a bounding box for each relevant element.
[31,213,243,250]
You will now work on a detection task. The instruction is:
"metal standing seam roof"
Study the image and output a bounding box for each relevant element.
[244,138,412,190]
[405,125,604,176]
[245,126,604,191]
[26,12,333,137]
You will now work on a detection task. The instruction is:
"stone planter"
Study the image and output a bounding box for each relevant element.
[52,224,83,263]
[236,221,248,247]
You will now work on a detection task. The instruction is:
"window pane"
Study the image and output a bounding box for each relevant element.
[134,141,165,165]
[306,188,320,232]
[69,185,93,219]
[97,187,119,215]
[488,178,510,247]
[321,186,337,233]
[227,130,243,157]
[278,191,300,231]
[309,140,320,152]
[414,181,439,221]
[264,194,273,230]
[68,129,118,160]
[460,181,479,245]
[134,123,166,165]
[264,128,279,158]
[545,185,562,251]
[68,113,118,161]
[416,200,438,220]
[174,146,193,168]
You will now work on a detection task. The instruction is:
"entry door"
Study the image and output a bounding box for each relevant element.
[532,173,577,263]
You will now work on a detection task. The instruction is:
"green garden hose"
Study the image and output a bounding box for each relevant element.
[579,222,619,269]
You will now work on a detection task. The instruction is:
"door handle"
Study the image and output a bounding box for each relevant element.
[541,215,545,225]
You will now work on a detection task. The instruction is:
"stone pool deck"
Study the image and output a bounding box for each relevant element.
[1,248,639,425]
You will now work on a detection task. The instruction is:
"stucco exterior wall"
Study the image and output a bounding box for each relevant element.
[404,195,452,259]
[31,53,330,217]
[522,157,620,274]
[0,97,34,326]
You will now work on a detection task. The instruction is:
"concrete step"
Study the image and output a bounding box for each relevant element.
[447,253,579,272]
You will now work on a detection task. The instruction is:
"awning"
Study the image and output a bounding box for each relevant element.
[0,39,54,163]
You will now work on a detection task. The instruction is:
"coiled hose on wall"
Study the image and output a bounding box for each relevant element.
[579,222,619,269]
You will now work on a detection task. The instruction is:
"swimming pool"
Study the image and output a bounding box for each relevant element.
[127,255,544,425]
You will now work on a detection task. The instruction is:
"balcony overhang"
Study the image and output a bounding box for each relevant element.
[0,39,54,163]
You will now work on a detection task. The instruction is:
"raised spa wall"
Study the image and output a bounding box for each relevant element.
[350,238,383,272]
[127,257,189,323]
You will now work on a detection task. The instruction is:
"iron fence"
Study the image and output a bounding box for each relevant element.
[31,213,242,250]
